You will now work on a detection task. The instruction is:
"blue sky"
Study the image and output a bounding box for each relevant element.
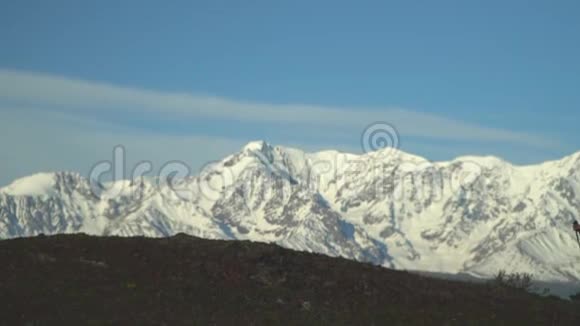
[1,0,579,185]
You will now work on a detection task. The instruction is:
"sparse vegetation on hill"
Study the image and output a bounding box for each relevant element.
[490,270,534,291]
[1,234,579,325]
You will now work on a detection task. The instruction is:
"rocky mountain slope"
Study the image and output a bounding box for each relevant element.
[2,141,580,284]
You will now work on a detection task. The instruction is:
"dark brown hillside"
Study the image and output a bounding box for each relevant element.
[0,234,578,325]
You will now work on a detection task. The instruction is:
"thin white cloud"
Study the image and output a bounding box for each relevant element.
[0,109,247,186]
[0,69,557,147]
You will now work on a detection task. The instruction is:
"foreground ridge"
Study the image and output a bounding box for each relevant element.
[2,233,579,325]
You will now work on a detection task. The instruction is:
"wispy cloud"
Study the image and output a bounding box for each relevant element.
[0,109,246,186]
[0,69,557,147]
[0,69,569,185]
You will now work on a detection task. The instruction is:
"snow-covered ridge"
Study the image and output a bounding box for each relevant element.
[1,173,58,197]
[1,141,580,288]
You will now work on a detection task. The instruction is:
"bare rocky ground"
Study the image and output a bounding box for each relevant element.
[1,234,579,325]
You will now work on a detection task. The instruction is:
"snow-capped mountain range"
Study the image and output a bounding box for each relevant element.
[2,141,580,284]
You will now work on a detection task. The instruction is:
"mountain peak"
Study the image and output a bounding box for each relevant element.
[0,171,86,197]
[241,140,278,162]
[451,155,507,167]
[242,140,270,152]
[1,172,58,196]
